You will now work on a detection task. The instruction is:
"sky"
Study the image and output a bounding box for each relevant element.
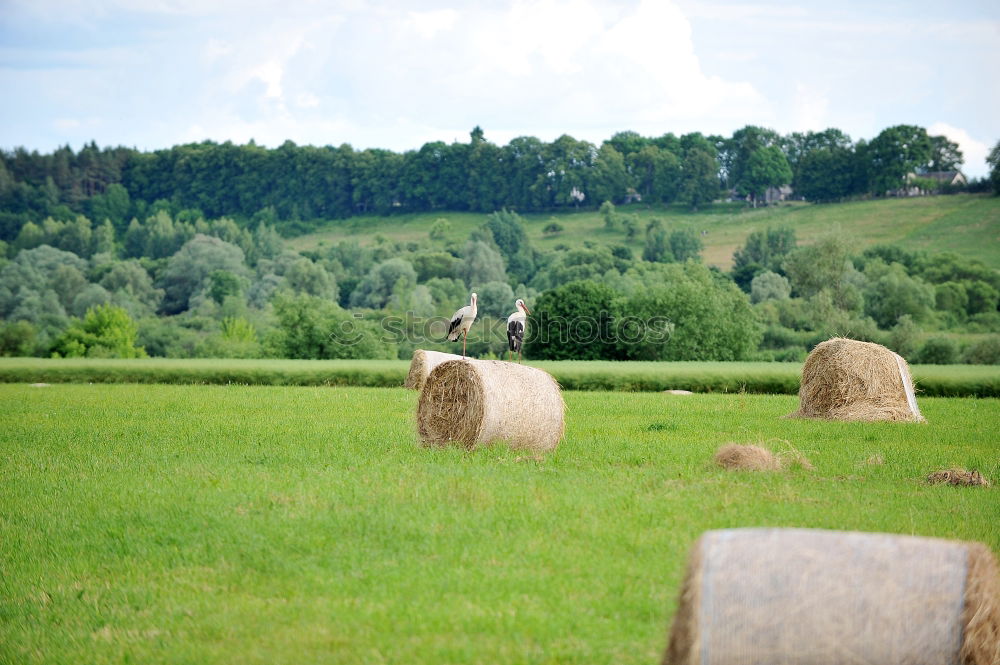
[1,0,998,176]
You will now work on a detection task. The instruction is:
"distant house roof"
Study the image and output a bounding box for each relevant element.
[911,171,967,185]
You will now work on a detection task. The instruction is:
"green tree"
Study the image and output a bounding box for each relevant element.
[92,219,116,255]
[0,320,38,356]
[678,147,719,211]
[750,271,791,303]
[988,139,1000,195]
[589,144,629,205]
[599,200,618,230]
[88,183,131,229]
[158,234,249,314]
[862,260,935,327]
[642,220,669,262]
[482,209,534,283]
[269,293,396,359]
[99,259,164,314]
[795,147,858,202]
[473,280,516,318]
[51,304,147,358]
[349,257,418,310]
[783,233,861,311]
[429,218,451,241]
[527,280,619,360]
[865,124,933,195]
[934,281,969,321]
[668,229,703,262]
[283,257,337,301]
[207,270,245,305]
[926,135,963,172]
[914,337,959,364]
[621,262,761,361]
[455,239,506,288]
[628,145,681,203]
[14,221,45,251]
[733,226,796,273]
[738,145,792,207]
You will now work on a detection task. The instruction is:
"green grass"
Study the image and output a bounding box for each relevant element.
[2,357,999,397]
[287,194,1000,270]
[1,384,998,664]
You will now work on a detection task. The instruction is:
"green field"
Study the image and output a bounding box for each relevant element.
[287,194,1000,270]
[2,357,998,397]
[2,383,997,664]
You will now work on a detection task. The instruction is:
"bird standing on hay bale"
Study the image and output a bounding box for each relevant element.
[447,292,478,358]
[506,298,530,363]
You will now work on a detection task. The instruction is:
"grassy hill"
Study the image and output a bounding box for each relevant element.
[288,194,1000,270]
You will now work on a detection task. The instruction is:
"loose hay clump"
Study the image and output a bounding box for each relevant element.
[714,443,813,471]
[417,359,565,452]
[791,337,925,423]
[404,349,463,390]
[714,444,781,471]
[927,468,991,487]
[663,528,1000,665]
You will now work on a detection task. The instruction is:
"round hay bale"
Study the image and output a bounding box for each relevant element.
[404,349,464,390]
[663,528,1000,665]
[791,337,925,422]
[714,444,781,471]
[416,359,564,452]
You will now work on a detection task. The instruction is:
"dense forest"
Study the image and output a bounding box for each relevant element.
[1,125,999,364]
[1,124,995,241]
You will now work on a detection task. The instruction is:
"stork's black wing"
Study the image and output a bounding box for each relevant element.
[507,319,524,352]
[447,314,463,340]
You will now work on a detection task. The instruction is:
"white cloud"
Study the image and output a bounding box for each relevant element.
[928,122,990,177]
[790,83,830,133]
[406,9,458,40]
[295,92,320,109]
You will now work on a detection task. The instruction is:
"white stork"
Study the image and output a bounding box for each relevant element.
[447,292,478,358]
[506,298,530,363]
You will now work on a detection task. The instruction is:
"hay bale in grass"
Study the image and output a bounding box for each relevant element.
[663,528,1000,665]
[928,468,991,487]
[417,358,564,452]
[714,444,781,471]
[404,349,463,390]
[792,337,925,422]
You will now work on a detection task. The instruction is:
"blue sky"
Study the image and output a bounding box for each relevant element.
[2,0,998,176]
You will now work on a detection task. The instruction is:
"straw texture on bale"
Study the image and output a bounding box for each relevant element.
[404,350,463,390]
[417,358,564,452]
[663,528,1000,665]
[791,337,925,422]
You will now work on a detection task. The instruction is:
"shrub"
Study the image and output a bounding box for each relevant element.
[914,337,959,365]
[527,280,619,360]
[51,304,147,359]
[962,336,1000,365]
[620,262,761,361]
[750,271,791,303]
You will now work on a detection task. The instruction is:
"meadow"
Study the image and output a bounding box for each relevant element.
[1,357,998,397]
[1,383,997,664]
[287,193,1000,271]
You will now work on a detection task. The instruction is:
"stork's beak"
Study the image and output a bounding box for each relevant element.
[522,305,530,315]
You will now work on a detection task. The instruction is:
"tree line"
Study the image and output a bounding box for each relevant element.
[1,202,998,365]
[1,125,993,244]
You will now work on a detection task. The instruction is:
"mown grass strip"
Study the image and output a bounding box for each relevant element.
[0,357,997,397]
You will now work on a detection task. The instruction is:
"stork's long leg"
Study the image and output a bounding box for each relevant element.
[462,330,467,358]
